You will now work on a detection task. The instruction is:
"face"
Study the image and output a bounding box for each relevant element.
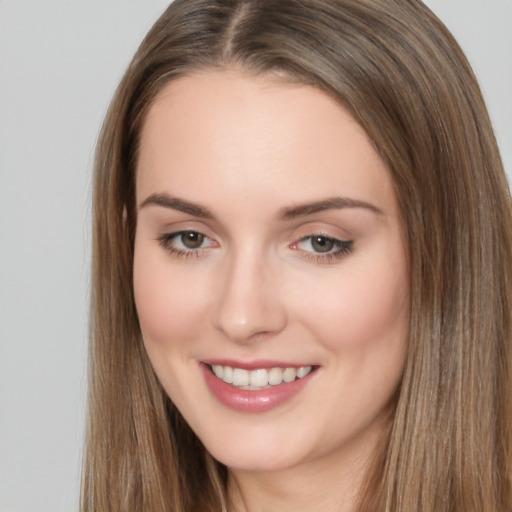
[133,70,410,474]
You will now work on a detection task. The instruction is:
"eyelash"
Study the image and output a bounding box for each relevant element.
[156,230,354,263]
[157,230,215,258]
[292,235,353,263]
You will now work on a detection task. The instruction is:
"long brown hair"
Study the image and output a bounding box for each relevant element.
[82,1,512,510]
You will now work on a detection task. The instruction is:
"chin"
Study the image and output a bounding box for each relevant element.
[211,448,300,473]
[200,428,304,473]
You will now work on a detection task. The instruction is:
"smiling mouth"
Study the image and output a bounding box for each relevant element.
[207,364,316,390]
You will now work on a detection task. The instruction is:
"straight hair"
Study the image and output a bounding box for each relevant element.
[82,1,512,510]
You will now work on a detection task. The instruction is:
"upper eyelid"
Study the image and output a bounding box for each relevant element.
[151,213,354,240]
[164,229,216,243]
[290,220,352,235]
[298,233,350,242]
[293,229,353,247]
[162,224,218,240]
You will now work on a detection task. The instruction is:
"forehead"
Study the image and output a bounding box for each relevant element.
[136,70,397,217]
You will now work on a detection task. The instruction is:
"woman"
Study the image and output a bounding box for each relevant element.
[82,0,512,510]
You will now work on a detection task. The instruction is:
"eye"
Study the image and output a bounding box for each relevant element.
[157,230,216,257]
[179,231,205,249]
[309,235,336,253]
[291,234,353,262]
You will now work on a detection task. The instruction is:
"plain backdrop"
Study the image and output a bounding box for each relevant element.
[0,1,510,511]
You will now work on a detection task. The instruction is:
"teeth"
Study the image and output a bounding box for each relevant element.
[268,367,283,385]
[212,365,223,378]
[297,366,310,378]
[210,364,313,389]
[223,365,233,383]
[250,369,268,387]
[232,368,250,386]
[282,367,296,383]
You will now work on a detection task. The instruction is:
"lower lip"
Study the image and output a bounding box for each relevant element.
[200,364,316,413]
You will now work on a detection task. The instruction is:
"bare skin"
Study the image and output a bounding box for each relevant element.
[134,70,409,512]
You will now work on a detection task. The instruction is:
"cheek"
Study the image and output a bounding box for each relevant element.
[133,246,209,347]
[295,257,409,435]
[297,255,410,355]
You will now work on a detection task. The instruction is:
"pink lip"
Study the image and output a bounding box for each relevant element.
[200,363,317,413]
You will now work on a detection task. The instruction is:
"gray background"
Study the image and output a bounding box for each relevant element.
[0,1,510,511]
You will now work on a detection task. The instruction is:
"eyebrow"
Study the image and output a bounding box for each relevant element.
[280,197,384,219]
[139,193,213,218]
[138,193,383,219]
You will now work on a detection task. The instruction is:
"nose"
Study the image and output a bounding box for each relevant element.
[212,248,287,343]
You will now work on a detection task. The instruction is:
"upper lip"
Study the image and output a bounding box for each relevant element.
[201,359,318,370]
